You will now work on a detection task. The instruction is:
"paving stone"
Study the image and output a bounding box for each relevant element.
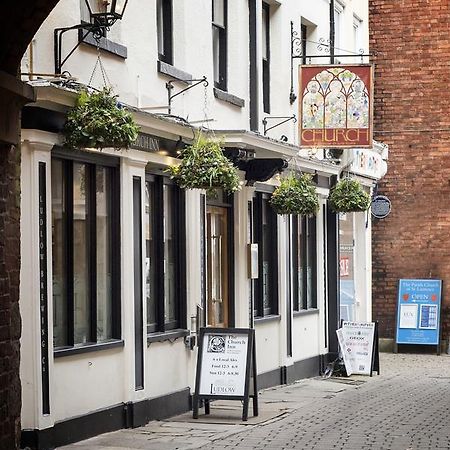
[58,353,450,450]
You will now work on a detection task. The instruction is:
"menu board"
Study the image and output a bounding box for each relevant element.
[396,279,442,345]
[337,322,376,376]
[198,332,249,397]
[193,328,257,421]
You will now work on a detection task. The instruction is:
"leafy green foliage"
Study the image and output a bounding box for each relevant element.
[63,88,139,150]
[329,178,370,213]
[270,173,320,216]
[167,133,241,193]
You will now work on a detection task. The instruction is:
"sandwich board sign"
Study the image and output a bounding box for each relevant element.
[336,321,380,376]
[396,279,442,353]
[193,327,258,421]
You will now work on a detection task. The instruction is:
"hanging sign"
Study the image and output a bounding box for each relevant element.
[396,279,442,347]
[371,195,391,219]
[299,64,373,148]
[193,328,258,421]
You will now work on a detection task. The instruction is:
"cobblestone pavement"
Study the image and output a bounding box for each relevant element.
[60,353,450,450]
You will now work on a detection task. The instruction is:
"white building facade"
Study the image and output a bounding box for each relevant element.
[19,1,387,448]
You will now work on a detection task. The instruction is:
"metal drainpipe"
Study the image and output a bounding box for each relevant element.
[330,0,335,64]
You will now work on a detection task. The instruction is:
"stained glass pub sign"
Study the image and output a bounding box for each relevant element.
[299,64,373,148]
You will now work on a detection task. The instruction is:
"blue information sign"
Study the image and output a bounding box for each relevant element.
[396,279,442,345]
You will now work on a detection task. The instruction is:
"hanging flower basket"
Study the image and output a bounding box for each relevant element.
[269,173,320,216]
[328,178,370,213]
[63,88,139,150]
[167,133,241,193]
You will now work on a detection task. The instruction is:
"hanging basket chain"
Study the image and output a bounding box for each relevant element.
[88,46,111,90]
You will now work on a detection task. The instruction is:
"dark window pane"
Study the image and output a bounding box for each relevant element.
[306,216,317,309]
[164,184,177,327]
[96,166,112,341]
[262,6,268,60]
[52,159,67,347]
[157,0,165,56]
[145,181,157,330]
[213,0,225,27]
[262,198,271,312]
[213,27,220,85]
[73,163,90,344]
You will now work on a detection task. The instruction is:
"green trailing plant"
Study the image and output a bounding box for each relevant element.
[328,177,370,213]
[167,133,241,193]
[269,173,320,216]
[63,88,139,150]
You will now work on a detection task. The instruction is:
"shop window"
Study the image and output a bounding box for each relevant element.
[212,0,227,90]
[292,215,317,311]
[52,155,120,349]
[339,212,355,321]
[145,175,185,334]
[253,192,278,318]
[262,2,270,113]
[157,0,173,64]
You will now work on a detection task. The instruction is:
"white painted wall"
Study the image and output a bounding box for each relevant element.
[19,0,377,432]
[24,0,369,141]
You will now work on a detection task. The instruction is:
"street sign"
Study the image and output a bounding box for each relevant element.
[371,195,391,219]
[396,279,442,349]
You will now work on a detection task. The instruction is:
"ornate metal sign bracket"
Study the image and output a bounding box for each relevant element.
[290,21,373,104]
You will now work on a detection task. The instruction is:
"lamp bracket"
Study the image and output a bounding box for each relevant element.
[54,23,109,75]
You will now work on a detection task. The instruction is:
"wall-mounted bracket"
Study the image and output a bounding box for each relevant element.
[262,115,297,136]
[54,23,110,75]
[289,21,373,105]
[166,76,208,115]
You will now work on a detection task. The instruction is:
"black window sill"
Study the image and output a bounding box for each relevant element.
[213,88,245,108]
[255,314,281,324]
[147,329,190,344]
[157,61,193,84]
[54,339,124,358]
[293,308,319,318]
[78,29,127,59]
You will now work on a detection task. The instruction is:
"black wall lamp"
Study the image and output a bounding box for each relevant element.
[54,0,129,74]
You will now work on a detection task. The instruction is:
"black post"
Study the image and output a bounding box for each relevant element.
[329,0,335,64]
[326,201,340,357]
[249,0,259,131]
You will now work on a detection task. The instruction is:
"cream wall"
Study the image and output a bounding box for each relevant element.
[19,0,375,431]
[24,0,369,142]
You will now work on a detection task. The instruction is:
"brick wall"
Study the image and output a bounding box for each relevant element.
[0,144,21,450]
[370,0,450,340]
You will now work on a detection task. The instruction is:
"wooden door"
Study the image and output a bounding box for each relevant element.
[206,206,229,327]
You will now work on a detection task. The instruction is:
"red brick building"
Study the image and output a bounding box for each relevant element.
[370,0,450,344]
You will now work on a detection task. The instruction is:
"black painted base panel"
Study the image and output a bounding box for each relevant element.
[21,355,329,450]
[21,388,191,450]
[256,354,323,390]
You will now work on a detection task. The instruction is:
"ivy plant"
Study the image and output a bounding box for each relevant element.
[167,133,241,194]
[270,173,320,216]
[63,88,139,150]
[328,178,370,213]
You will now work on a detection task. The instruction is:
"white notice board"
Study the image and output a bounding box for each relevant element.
[338,322,376,376]
[198,330,250,397]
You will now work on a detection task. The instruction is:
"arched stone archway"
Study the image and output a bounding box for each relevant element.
[0,1,61,448]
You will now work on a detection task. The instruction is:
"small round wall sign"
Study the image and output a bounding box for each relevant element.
[371,195,391,219]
